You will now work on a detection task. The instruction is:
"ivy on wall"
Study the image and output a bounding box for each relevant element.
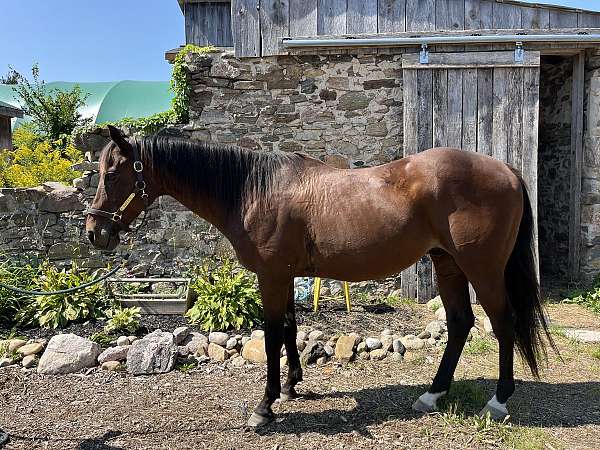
[73,45,217,137]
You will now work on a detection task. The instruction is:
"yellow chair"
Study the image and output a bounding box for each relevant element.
[313,277,351,313]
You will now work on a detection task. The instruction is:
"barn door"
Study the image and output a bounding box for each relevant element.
[402,50,540,302]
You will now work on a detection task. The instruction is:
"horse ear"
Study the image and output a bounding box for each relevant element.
[107,125,132,154]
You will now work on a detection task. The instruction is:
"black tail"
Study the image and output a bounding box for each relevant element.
[505,168,558,378]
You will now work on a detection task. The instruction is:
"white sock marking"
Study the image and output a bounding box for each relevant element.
[486,395,508,414]
[418,390,447,409]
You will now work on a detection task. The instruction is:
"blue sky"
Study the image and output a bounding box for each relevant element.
[1,1,599,83]
[0,1,183,82]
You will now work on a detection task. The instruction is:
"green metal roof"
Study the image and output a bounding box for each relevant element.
[0,81,172,125]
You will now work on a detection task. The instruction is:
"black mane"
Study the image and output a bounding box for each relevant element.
[132,135,303,207]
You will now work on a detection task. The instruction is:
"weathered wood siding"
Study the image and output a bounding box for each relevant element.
[0,117,12,151]
[402,50,540,301]
[225,0,600,56]
[185,1,234,47]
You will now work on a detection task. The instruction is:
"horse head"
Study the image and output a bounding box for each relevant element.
[85,125,153,251]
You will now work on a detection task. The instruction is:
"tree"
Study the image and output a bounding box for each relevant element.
[12,64,90,144]
[0,68,19,85]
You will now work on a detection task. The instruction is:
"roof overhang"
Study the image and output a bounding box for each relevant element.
[177,0,231,14]
[0,103,23,119]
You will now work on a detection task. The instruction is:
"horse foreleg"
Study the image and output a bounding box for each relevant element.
[413,251,473,414]
[247,276,289,427]
[281,282,302,401]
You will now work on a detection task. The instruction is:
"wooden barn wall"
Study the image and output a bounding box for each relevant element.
[185,2,234,47]
[229,0,600,56]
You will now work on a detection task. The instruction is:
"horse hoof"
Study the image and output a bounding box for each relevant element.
[412,391,447,414]
[279,388,299,402]
[247,412,274,428]
[479,403,508,421]
[412,398,437,414]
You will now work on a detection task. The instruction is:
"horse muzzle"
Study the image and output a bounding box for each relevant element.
[87,225,121,251]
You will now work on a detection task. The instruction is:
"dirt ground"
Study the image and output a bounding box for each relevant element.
[0,301,598,450]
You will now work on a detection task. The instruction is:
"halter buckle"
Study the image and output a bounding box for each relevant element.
[112,212,123,223]
[133,161,144,172]
[135,180,146,191]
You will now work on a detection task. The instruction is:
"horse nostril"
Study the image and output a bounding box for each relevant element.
[87,231,95,244]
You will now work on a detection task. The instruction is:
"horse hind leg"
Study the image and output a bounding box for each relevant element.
[413,251,474,413]
[281,283,303,401]
[472,275,515,421]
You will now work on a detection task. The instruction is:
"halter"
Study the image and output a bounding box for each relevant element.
[85,146,150,232]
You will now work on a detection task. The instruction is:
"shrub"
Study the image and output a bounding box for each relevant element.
[186,258,262,331]
[104,306,141,334]
[12,64,91,143]
[171,45,217,123]
[17,262,110,329]
[0,139,82,187]
[563,277,600,315]
[0,257,39,327]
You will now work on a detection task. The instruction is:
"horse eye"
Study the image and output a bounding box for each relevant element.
[104,171,118,185]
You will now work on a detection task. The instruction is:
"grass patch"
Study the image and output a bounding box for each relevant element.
[89,332,114,348]
[435,403,560,450]
[464,336,496,355]
[384,295,417,307]
[591,346,600,360]
[176,361,197,373]
[549,324,567,338]
[438,380,486,413]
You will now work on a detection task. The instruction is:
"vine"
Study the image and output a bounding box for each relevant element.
[71,44,217,139]
[171,44,217,123]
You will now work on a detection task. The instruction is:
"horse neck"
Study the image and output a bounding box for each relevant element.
[143,143,244,233]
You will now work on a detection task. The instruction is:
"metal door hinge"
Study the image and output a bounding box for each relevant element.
[515,42,524,63]
[420,43,429,64]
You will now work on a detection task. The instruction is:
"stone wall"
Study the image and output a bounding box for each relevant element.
[538,56,573,286]
[0,169,230,277]
[180,50,404,168]
[581,50,600,283]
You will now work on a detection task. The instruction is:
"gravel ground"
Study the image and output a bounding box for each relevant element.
[0,302,598,450]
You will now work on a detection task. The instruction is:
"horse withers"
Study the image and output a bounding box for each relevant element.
[86,125,555,427]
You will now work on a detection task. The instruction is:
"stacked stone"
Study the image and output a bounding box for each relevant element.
[181,50,403,170]
[582,49,600,282]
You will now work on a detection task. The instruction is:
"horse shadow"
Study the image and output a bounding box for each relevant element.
[257,379,600,436]
[76,431,124,450]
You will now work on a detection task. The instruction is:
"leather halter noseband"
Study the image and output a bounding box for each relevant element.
[85,146,149,231]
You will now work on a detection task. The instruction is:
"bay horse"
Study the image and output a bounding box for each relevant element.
[86,125,555,427]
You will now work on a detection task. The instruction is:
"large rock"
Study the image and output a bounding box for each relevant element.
[7,339,27,353]
[39,184,84,212]
[126,331,177,375]
[207,343,228,362]
[241,339,267,363]
[365,337,382,350]
[37,334,101,375]
[173,326,190,345]
[209,331,229,346]
[300,340,325,367]
[183,332,208,354]
[17,342,44,356]
[98,346,130,364]
[335,335,359,363]
[426,320,446,335]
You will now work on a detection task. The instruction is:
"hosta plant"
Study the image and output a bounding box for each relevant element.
[186,258,262,331]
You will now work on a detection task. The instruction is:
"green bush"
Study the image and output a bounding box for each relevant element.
[104,306,141,334]
[13,64,91,143]
[0,137,82,187]
[563,277,600,315]
[186,258,262,331]
[16,262,110,329]
[0,257,39,327]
